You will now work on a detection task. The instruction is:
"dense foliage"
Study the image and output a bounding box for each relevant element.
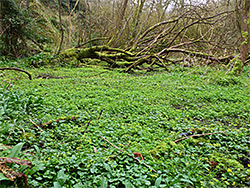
[0,63,250,187]
[0,1,249,187]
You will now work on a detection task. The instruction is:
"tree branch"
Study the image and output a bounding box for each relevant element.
[0,67,32,80]
[175,131,227,143]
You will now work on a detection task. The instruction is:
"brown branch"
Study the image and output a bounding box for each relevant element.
[76,37,109,48]
[119,0,128,25]
[167,11,233,48]
[113,8,133,48]
[132,8,152,47]
[133,16,181,48]
[97,110,103,120]
[43,115,79,127]
[154,55,168,70]
[137,28,166,56]
[98,134,157,173]
[29,119,43,132]
[175,131,227,143]
[125,56,151,72]
[82,120,91,134]
[0,67,32,80]
[157,48,234,63]
[27,36,44,51]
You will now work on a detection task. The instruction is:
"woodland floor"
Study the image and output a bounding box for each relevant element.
[0,64,250,187]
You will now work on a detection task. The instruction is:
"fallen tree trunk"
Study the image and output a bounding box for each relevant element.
[58,8,240,73]
[61,45,137,68]
[60,44,236,72]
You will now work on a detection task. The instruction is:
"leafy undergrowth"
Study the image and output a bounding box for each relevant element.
[0,65,250,187]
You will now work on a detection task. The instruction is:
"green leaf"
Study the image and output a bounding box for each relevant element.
[124,180,135,188]
[9,142,24,158]
[104,163,111,172]
[180,178,193,185]
[34,145,41,158]
[73,182,83,188]
[53,181,62,188]
[145,180,151,185]
[57,169,68,186]
[0,173,10,181]
[155,175,162,187]
[100,177,107,188]
[29,162,45,175]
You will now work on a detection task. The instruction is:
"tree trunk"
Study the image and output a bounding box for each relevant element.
[57,0,64,54]
[239,0,250,65]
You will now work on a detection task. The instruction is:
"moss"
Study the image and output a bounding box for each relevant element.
[241,31,248,39]
[44,120,52,126]
[228,57,243,76]
[149,141,184,158]
[149,142,169,157]
[241,31,249,45]
[242,40,248,45]
[61,48,78,58]
[185,137,210,145]
[21,132,36,140]
[210,153,244,171]
[77,48,96,59]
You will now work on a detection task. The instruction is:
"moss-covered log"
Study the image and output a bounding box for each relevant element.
[61,45,137,68]
[61,45,236,72]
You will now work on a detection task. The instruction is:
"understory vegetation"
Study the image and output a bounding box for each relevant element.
[0,61,250,187]
[1,0,250,187]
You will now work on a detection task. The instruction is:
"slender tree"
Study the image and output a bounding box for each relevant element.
[57,0,64,54]
[239,0,250,65]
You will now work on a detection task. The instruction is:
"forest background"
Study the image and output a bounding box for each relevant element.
[1,0,250,73]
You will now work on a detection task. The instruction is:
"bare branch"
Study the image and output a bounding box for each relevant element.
[0,67,32,80]
[175,131,227,143]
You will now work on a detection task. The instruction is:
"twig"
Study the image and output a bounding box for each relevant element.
[98,135,124,152]
[29,119,43,132]
[174,131,227,143]
[37,119,43,128]
[76,37,109,48]
[154,55,168,70]
[43,115,79,126]
[82,120,91,134]
[29,119,39,129]
[97,110,103,120]
[98,134,157,173]
[113,8,133,48]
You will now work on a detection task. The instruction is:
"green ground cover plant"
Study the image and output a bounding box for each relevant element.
[0,64,250,187]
